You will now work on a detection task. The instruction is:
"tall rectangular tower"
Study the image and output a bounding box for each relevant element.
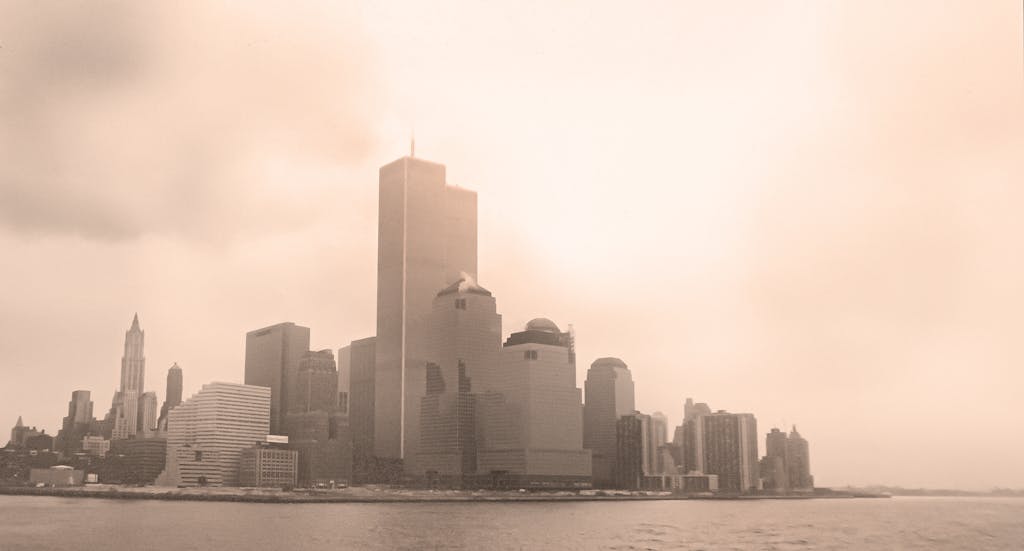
[244,322,311,434]
[375,156,477,464]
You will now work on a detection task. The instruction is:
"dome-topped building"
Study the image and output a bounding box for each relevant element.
[525,318,560,333]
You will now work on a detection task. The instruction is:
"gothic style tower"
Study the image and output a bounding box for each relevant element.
[110,313,147,439]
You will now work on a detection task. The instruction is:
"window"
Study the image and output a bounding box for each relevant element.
[338,392,349,413]
[194,450,203,461]
[524,350,538,360]
[455,298,467,310]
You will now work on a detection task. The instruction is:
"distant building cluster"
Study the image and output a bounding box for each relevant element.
[3,154,812,495]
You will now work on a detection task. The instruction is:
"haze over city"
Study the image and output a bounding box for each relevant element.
[1,0,1022,493]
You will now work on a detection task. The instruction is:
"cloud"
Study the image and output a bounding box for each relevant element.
[0,2,382,241]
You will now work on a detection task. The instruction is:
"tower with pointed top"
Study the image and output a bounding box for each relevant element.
[110,314,148,440]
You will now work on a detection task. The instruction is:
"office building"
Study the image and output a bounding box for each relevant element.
[56,390,94,455]
[374,155,478,469]
[244,322,311,434]
[583,357,635,487]
[346,336,377,481]
[676,398,712,474]
[283,350,353,487]
[476,318,591,488]
[337,345,351,416]
[615,411,651,490]
[81,435,111,457]
[416,276,500,481]
[786,426,813,491]
[108,314,148,440]
[158,363,183,430]
[157,382,271,487]
[761,427,790,492]
[113,438,167,484]
[699,411,759,494]
[650,412,668,474]
[140,392,158,435]
[239,440,298,488]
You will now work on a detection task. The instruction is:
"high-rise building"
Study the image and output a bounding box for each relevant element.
[110,389,139,440]
[121,313,146,399]
[140,392,158,435]
[699,411,759,494]
[761,427,790,492]
[9,416,42,448]
[615,411,651,490]
[108,314,148,440]
[416,276,500,481]
[786,426,813,491]
[583,357,635,487]
[337,346,351,416]
[374,155,478,467]
[649,411,668,474]
[57,390,94,455]
[283,350,353,487]
[476,318,591,488]
[244,322,311,434]
[676,397,712,474]
[158,363,183,430]
[157,382,271,487]
[346,336,377,481]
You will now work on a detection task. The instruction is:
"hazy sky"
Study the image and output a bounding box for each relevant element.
[1,1,1021,490]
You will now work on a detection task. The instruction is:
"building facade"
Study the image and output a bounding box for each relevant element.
[699,411,759,494]
[346,336,378,481]
[475,318,591,489]
[239,442,298,488]
[158,363,183,430]
[283,349,353,487]
[583,357,635,487]
[157,382,271,487]
[244,322,311,435]
[374,155,478,470]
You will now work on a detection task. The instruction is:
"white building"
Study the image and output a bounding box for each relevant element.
[157,382,271,487]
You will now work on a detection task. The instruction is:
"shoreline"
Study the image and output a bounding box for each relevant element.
[0,485,888,504]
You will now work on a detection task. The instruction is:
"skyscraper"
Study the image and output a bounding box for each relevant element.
[416,276,500,480]
[583,357,635,487]
[140,392,158,435]
[786,426,813,491]
[244,322,311,434]
[346,336,377,480]
[283,350,353,486]
[676,397,712,474]
[761,427,790,492]
[375,155,478,467]
[649,411,668,474]
[157,382,271,487]
[108,314,147,440]
[699,411,759,494]
[57,390,94,454]
[158,363,183,430]
[475,318,591,488]
[615,411,651,490]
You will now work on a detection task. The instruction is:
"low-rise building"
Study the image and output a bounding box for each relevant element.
[30,465,83,487]
[238,440,298,488]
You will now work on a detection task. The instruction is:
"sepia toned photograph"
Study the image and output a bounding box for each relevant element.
[1,1,1022,549]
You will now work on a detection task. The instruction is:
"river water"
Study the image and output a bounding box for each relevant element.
[1,495,1021,550]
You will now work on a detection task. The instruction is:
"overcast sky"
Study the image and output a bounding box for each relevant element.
[1,1,1022,490]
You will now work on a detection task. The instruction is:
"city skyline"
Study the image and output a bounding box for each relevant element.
[1,1,1022,492]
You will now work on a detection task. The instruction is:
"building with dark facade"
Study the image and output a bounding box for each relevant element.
[112,438,167,485]
[699,411,759,494]
[583,357,635,487]
[374,155,478,471]
[56,391,95,455]
[786,426,813,491]
[615,411,651,490]
[244,322,311,435]
[158,363,183,430]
